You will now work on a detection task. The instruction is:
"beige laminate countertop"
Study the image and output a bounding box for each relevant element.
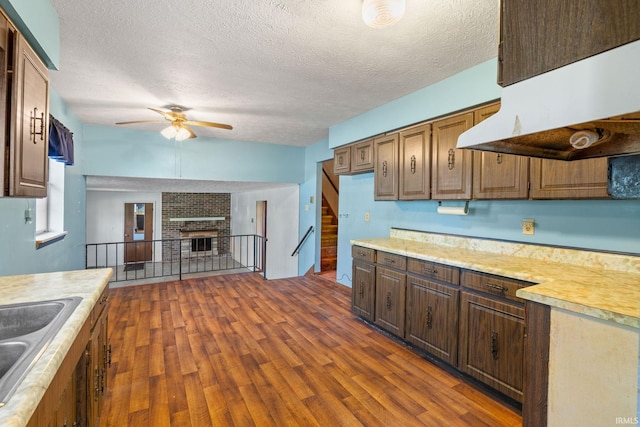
[352,231,640,329]
[0,268,113,427]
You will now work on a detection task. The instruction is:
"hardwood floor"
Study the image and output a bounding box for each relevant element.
[99,273,522,426]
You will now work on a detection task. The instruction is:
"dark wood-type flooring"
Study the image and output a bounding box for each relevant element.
[99,273,522,426]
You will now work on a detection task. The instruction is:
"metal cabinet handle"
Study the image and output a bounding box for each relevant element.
[491,331,499,360]
[385,292,392,311]
[447,148,455,170]
[382,160,388,177]
[30,107,45,143]
[426,306,433,329]
[486,283,507,293]
[360,150,365,161]
[410,155,416,174]
[384,257,396,264]
[423,267,438,276]
[359,284,365,297]
[496,153,503,164]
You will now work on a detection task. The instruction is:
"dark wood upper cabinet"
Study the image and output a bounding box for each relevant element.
[472,102,529,200]
[431,113,473,200]
[333,145,351,175]
[529,157,610,199]
[351,138,374,173]
[499,0,640,86]
[399,123,431,200]
[2,11,50,198]
[374,133,399,200]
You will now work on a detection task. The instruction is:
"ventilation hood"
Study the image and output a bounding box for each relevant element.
[457,40,640,161]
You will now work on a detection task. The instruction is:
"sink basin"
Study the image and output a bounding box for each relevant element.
[0,297,82,407]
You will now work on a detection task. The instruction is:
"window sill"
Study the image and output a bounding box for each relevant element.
[35,231,68,249]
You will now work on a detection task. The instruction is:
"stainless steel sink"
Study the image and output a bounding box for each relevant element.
[0,297,82,407]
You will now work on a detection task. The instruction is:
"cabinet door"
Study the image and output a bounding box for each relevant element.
[431,113,473,200]
[399,123,431,200]
[352,260,376,321]
[374,133,399,200]
[374,266,406,337]
[472,103,530,199]
[88,311,108,427]
[351,138,374,173]
[498,0,640,86]
[405,276,459,365]
[529,157,609,199]
[458,291,525,402]
[9,33,49,197]
[333,146,351,175]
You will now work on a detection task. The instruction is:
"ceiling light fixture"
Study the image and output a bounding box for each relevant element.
[362,0,406,28]
[161,123,191,141]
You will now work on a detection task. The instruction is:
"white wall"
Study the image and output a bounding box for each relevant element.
[86,191,162,266]
[231,185,299,279]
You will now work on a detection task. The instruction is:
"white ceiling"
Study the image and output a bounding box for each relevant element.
[49,0,500,147]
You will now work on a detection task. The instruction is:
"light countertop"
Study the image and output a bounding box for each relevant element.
[0,268,113,427]
[352,229,639,329]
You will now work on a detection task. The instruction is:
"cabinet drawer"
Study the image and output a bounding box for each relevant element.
[376,251,406,270]
[352,245,375,263]
[461,270,532,303]
[407,258,459,285]
[90,286,110,327]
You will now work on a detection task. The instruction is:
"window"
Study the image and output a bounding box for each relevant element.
[35,158,67,247]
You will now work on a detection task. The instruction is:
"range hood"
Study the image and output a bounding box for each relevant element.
[457,40,640,161]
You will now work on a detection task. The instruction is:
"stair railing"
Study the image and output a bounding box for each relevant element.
[291,226,314,256]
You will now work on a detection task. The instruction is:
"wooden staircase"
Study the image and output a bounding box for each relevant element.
[320,200,338,271]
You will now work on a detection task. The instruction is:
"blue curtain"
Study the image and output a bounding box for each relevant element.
[48,115,74,166]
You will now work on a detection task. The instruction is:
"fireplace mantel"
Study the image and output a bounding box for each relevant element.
[169,217,226,222]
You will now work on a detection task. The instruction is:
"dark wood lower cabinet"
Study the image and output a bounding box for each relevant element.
[352,259,376,321]
[374,266,406,337]
[458,291,525,402]
[405,276,459,365]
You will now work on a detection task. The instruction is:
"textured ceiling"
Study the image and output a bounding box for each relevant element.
[50,0,500,147]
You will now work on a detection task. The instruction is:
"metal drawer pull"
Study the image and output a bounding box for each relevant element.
[447,148,455,170]
[486,283,507,293]
[423,268,438,275]
[426,306,433,329]
[385,292,392,311]
[410,155,416,174]
[382,160,388,177]
[384,258,396,264]
[491,331,499,360]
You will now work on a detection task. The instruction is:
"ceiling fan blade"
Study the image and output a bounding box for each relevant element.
[184,125,197,139]
[148,107,178,122]
[183,120,233,130]
[115,120,163,125]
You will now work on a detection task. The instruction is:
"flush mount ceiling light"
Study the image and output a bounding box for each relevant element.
[362,0,406,28]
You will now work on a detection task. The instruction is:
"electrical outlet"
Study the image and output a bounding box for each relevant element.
[522,218,535,235]
[364,212,370,222]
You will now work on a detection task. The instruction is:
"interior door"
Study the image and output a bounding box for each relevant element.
[124,203,153,263]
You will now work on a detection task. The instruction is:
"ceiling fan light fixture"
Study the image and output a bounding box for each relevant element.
[161,124,178,139]
[362,0,405,28]
[175,126,192,141]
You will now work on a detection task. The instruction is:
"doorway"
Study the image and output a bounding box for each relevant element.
[124,203,153,263]
[320,159,339,273]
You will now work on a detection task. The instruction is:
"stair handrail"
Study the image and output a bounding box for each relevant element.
[291,226,314,256]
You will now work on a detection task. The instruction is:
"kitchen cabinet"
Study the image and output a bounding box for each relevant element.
[472,102,530,199]
[405,259,460,365]
[351,138,374,173]
[431,113,473,200]
[88,287,110,427]
[333,145,351,175]
[458,270,529,403]
[351,246,376,321]
[399,123,431,200]
[333,138,374,175]
[529,157,610,199]
[498,0,640,87]
[374,252,406,337]
[3,20,50,198]
[374,133,399,200]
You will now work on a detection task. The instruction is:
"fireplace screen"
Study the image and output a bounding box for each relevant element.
[191,237,212,252]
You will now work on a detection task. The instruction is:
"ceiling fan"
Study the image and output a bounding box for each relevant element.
[116,106,233,141]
